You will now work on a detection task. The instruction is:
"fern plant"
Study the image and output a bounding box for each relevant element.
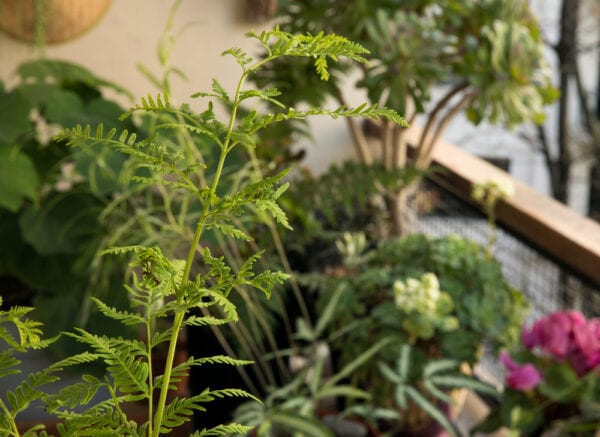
[0,28,404,436]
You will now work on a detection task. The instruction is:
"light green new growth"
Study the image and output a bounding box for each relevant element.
[1,29,405,436]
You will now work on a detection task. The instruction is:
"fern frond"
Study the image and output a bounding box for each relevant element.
[183,315,230,327]
[46,374,105,411]
[210,78,230,102]
[5,369,60,415]
[221,47,253,69]
[191,423,253,436]
[122,93,171,118]
[153,122,223,147]
[159,397,205,433]
[68,329,149,396]
[56,404,135,435]
[247,28,370,80]
[47,351,102,374]
[238,88,284,108]
[246,104,406,134]
[212,223,253,242]
[186,355,254,368]
[245,270,289,299]
[58,124,139,149]
[0,305,48,350]
[92,298,145,326]
[199,290,239,322]
[0,349,20,379]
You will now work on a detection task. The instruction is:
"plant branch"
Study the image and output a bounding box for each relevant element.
[416,91,476,169]
[415,81,470,164]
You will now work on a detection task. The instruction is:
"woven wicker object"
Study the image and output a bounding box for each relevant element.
[0,0,111,44]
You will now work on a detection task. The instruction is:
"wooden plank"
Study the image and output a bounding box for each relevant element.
[404,126,600,287]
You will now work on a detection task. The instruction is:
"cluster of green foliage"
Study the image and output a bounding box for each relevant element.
[359,234,528,363]
[0,28,405,436]
[278,233,527,434]
[251,0,556,236]
[231,232,518,436]
[0,60,139,353]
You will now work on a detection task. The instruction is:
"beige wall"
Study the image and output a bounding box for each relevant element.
[1,1,269,103]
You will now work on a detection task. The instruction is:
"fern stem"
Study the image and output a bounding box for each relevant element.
[0,398,19,436]
[152,58,259,434]
[152,310,185,437]
[146,318,155,437]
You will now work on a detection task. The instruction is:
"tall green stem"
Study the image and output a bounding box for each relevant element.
[151,61,261,436]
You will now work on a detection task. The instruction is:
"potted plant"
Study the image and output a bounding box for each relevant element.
[298,232,527,434]
[474,310,600,435]
[0,28,405,434]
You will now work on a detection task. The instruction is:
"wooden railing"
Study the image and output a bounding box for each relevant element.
[405,126,600,288]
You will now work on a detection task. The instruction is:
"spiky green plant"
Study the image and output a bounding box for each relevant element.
[0,28,404,436]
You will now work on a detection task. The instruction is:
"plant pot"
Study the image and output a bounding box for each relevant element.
[0,0,111,43]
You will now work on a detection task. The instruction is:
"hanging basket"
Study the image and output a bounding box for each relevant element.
[0,0,112,44]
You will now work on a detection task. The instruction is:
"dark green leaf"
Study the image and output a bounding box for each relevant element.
[0,148,40,211]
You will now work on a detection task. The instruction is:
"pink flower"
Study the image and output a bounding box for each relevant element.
[500,351,542,391]
[521,311,600,377]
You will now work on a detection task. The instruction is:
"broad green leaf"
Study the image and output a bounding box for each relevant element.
[19,191,104,255]
[17,59,133,99]
[44,89,84,127]
[0,148,40,212]
[0,90,32,146]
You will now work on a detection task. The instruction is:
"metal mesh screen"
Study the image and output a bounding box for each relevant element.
[412,178,600,320]
[411,178,600,384]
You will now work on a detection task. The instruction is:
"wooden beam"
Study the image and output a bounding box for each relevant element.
[404,126,600,287]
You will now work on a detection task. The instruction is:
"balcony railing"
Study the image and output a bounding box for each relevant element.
[402,127,600,433]
[404,126,600,319]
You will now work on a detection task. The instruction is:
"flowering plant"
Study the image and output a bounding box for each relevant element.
[393,272,459,342]
[474,310,600,435]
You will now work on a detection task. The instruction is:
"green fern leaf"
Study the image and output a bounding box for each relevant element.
[186,355,254,368]
[238,89,284,108]
[211,78,230,103]
[191,423,253,436]
[184,315,230,327]
[6,370,60,415]
[255,199,291,229]
[159,397,205,432]
[68,329,149,396]
[91,298,145,326]
[0,349,20,379]
[212,223,253,242]
[200,290,239,322]
[47,374,105,411]
[248,270,290,298]
[221,47,253,68]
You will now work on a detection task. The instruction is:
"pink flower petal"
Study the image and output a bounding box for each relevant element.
[506,363,543,391]
[500,351,518,372]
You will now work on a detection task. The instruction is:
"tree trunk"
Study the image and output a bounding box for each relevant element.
[553,0,580,203]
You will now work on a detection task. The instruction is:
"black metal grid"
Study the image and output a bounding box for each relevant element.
[412,178,600,320]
